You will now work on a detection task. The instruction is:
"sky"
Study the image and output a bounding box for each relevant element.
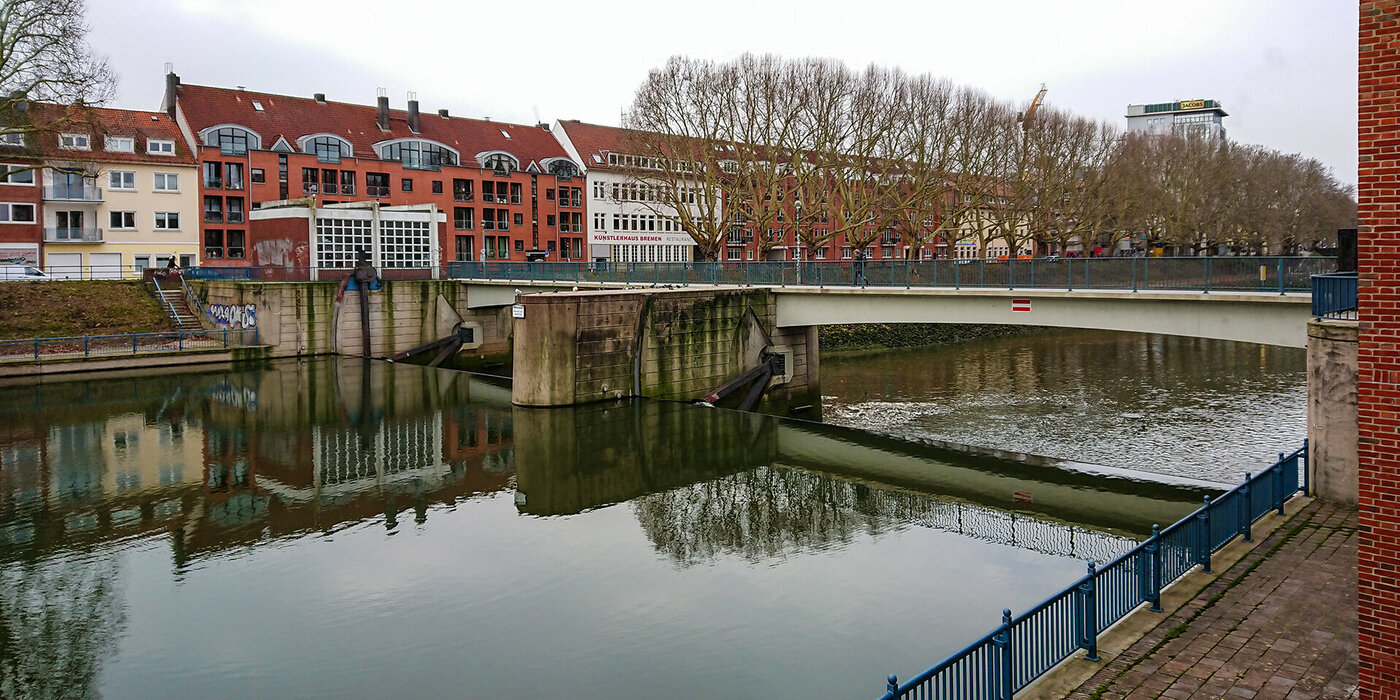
[88,0,1358,186]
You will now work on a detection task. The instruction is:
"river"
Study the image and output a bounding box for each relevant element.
[0,357,1214,699]
[818,329,1308,486]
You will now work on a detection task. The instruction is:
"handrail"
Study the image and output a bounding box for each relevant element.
[178,274,213,326]
[878,442,1308,700]
[0,328,261,360]
[150,275,184,323]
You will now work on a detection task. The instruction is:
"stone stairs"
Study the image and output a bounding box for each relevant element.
[151,276,203,332]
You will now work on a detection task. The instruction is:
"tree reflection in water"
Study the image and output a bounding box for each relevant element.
[0,555,125,699]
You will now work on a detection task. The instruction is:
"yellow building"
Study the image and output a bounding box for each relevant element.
[34,105,199,278]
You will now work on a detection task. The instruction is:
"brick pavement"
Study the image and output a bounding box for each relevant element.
[1064,499,1357,700]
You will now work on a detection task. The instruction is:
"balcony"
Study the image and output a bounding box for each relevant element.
[366,185,390,197]
[496,222,509,231]
[43,185,102,202]
[454,220,474,231]
[321,183,338,195]
[226,179,245,191]
[44,226,102,243]
[454,192,474,202]
[302,182,319,194]
[204,178,223,189]
[482,221,496,231]
[571,198,582,208]
[340,185,356,196]
[510,196,522,205]
[227,212,245,223]
[204,211,224,223]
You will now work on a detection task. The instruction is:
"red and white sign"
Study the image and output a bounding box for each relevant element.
[1012,299,1032,312]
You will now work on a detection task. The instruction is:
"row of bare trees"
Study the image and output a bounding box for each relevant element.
[621,54,1355,261]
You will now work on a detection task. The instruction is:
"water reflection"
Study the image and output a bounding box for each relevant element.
[0,358,1218,698]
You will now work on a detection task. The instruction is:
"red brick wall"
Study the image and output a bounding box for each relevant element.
[1359,2,1400,697]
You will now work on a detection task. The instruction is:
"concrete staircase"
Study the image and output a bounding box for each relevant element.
[151,277,203,332]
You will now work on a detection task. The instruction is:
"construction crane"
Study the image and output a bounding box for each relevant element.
[1021,83,1047,133]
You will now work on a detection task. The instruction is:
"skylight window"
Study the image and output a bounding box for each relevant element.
[500,130,511,139]
[592,154,602,164]
[252,100,264,111]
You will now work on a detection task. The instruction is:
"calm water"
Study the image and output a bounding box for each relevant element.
[0,358,1210,699]
[819,330,1308,485]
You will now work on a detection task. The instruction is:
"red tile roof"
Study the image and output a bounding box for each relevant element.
[22,104,196,165]
[174,83,572,169]
[555,120,631,171]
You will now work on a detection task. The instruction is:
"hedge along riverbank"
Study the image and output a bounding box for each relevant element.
[818,323,1046,354]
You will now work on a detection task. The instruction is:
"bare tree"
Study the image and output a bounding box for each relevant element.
[0,0,115,158]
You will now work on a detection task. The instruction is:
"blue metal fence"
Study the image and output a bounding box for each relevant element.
[0,328,260,361]
[878,442,1309,700]
[1311,272,1358,320]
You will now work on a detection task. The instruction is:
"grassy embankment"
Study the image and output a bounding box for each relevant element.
[0,281,175,340]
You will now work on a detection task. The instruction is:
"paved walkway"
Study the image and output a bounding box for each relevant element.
[1064,499,1357,700]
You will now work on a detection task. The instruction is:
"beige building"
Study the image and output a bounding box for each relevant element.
[33,105,199,278]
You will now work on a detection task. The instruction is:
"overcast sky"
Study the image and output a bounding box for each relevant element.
[89,0,1358,186]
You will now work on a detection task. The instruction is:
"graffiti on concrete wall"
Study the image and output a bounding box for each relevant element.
[209,303,258,329]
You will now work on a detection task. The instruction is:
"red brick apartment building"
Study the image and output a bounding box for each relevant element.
[161,74,586,269]
[1359,1,1400,697]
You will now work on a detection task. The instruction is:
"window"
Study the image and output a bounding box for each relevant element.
[204,229,224,258]
[204,162,223,188]
[108,170,136,190]
[482,153,518,174]
[0,203,35,222]
[339,170,355,195]
[155,212,180,230]
[0,133,24,147]
[509,183,521,204]
[153,172,179,191]
[401,178,413,192]
[59,133,91,150]
[366,172,389,197]
[545,188,555,201]
[147,139,175,155]
[226,198,244,223]
[104,136,134,153]
[203,126,258,155]
[513,213,523,225]
[225,163,244,190]
[548,160,579,177]
[250,168,265,184]
[226,230,244,258]
[0,165,33,184]
[203,196,222,222]
[452,179,474,201]
[432,180,443,194]
[304,135,350,163]
[546,214,556,227]
[109,211,136,229]
[514,239,524,252]
[377,139,458,169]
[454,207,474,230]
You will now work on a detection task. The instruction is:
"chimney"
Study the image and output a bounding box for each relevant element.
[376,87,389,131]
[407,91,420,133]
[438,108,449,119]
[314,93,326,104]
[163,67,181,118]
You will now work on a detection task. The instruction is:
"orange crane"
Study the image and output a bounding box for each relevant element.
[1021,83,1047,132]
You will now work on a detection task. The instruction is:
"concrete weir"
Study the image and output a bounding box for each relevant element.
[511,286,819,408]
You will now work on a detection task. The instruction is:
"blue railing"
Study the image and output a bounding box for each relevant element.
[1311,272,1358,320]
[175,257,1334,293]
[0,328,260,361]
[878,443,1308,700]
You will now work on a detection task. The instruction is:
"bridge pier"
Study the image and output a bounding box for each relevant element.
[511,287,819,410]
[1307,319,1358,505]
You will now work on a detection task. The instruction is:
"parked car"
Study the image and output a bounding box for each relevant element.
[0,265,53,281]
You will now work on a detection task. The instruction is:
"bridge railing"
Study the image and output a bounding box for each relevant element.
[169,257,1334,292]
[0,328,261,361]
[1311,272,1358,320]
[877,442,1308,700]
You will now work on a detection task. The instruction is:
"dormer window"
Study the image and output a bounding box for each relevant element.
[300,134,352,163]
[60,133,90,150]
[547,159,579,178]
[147,139,175,155]
[104,136,134,153]
[376,139,458,170]
[481,153,518,175]
[200,125,260,155]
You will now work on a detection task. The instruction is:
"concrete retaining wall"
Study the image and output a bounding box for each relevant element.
[1307,319,1358,505]
[513,287,818,408]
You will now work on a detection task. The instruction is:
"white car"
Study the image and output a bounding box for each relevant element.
[0,265,53,281]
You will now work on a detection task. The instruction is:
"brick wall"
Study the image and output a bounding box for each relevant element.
[1358,2,1400,696]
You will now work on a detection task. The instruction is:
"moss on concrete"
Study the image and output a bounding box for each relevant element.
[819,323,1045,354]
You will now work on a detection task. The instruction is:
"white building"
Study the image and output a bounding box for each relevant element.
[549,120,696,263]
[1125,100,1228,141]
